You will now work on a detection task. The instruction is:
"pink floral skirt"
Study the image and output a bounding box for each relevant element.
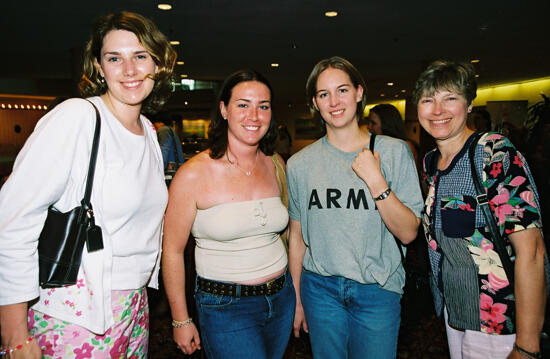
[28,288,149,359]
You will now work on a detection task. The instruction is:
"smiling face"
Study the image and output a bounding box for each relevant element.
[95,29,158,110]
[417,89,473,143]
[220,81,272,147]
[312,67,363,131]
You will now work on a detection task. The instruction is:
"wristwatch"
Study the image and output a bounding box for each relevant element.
[374,188,391,201]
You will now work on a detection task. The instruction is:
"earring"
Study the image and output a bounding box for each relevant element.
[100,77,105,84]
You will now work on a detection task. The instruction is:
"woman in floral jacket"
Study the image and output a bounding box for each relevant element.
[413,60,546,359]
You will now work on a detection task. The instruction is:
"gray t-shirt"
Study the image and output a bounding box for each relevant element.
[287,135,423,294]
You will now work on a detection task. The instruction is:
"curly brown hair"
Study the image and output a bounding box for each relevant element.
[78,11,177,114]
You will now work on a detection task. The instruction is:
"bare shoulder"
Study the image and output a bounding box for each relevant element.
[170,150,213,192]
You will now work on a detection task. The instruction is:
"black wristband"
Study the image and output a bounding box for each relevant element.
[374,188,391,201]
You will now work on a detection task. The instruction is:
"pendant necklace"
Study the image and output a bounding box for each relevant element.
[226,148,259,176]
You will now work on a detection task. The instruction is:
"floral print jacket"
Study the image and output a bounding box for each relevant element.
[422,132,542,334]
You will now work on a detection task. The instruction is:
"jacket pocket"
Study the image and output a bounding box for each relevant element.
[441,195,476,237]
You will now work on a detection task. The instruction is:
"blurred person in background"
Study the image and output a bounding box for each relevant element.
[152,112,185,185]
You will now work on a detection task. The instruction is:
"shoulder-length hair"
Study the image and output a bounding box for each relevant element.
[305,56,367,121]
[208,69,277,159]
[370,104,406,139]
[78,11,177,114]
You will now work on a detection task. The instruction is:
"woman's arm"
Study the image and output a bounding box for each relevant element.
[352,148,420,243]
[162,161,202,355]
[0,303,41,358]
[508,228,546,357]
[288,218,308,337]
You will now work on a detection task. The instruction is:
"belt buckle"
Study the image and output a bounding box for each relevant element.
[265,278,276,289]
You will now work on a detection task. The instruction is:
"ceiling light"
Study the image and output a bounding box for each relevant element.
[325,11,338,17]
[471,59,480,63]
[14,104,18,109]
[170,41,180,45]
[44,106,48,110]
[8,104,12,109]
[475,74,480,78]
[380,93,385,97]
[180,74,188,78]
[271,63,279,67]
[176,61,184,65]
[184,101,189,105]
[387,82,394,86]
[158,4,172,10]
[32,105,36,109]
[394,94,399,98]
[1,104,4,108]
[401,89,406,93]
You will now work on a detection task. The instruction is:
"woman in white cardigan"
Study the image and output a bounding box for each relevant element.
[0,11,176,358]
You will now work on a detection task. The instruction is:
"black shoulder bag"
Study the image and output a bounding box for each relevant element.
[38,100,104,288]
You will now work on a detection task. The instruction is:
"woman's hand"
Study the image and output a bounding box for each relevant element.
[293,302,309,338]
[173,323,201,355]
[352,149,387,194]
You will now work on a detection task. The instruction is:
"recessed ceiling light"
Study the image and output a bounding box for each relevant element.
[475,74,480,78]
[180,74,188,78]
[271,63,279,67]
[387,82,394,86]
[380,93,385,97]
[401,89,406,93]
[471,59,480,63]
[158,4,172,10]
[170,41,180,45]
[1,104,4,108]
[26,105,30,109]
[325,11,338,17]
[44,105,48,110]
[184,101,189,105]
[176,61,184,65]
[14,104,18,109]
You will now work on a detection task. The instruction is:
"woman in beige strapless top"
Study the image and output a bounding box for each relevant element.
[162,69,296,359]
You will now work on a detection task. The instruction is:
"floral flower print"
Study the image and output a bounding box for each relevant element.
[469,246,507,279]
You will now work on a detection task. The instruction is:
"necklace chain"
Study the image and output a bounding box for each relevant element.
[226,148,259,176]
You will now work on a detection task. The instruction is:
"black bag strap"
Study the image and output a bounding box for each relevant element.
[370,133,406,263]
[81,99,101,208]
[468,132,515,285]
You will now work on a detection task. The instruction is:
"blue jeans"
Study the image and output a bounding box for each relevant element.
[195,270,296,359]
[301,269,401,359]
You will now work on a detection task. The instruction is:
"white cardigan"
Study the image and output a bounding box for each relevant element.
[0,97,168,333]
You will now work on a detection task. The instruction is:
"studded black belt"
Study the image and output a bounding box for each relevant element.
[197,274,286,297]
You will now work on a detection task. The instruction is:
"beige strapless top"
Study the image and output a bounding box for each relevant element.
[191,196,288,282]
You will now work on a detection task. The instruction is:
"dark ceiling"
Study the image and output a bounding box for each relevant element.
[1,0,549,109]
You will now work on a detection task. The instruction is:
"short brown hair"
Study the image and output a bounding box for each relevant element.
[78,11,177,114]
[305,56,367,121]
[412,60,477,105]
